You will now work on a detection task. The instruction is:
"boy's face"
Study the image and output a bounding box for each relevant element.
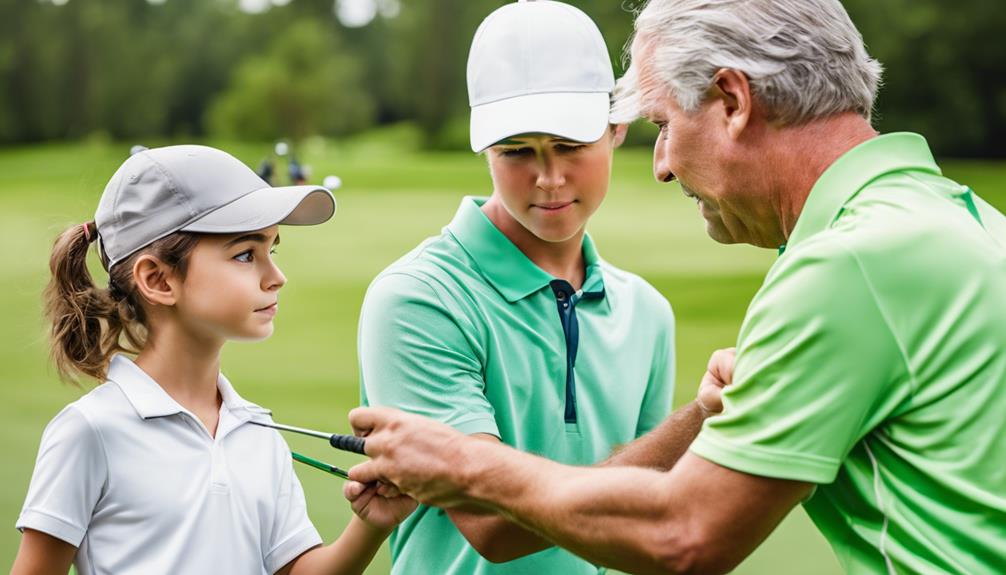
[486,130,617,244]
[170,225,286,343]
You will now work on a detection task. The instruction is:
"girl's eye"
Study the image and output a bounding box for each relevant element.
[500,147,533,158]
[234,250,253,263]
[270,248,278,256]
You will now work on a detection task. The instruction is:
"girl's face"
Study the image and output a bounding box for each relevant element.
[172,225,286,342]
[486,130,618,244]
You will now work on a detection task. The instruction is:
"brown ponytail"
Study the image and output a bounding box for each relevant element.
[42,222,199,384]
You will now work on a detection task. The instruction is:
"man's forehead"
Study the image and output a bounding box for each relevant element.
[626,38,667,119]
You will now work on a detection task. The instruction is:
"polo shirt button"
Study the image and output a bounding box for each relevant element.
[557,292,566,301]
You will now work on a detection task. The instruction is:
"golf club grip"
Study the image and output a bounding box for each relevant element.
[330,434,366,454]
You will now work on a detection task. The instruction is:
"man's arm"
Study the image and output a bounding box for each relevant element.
[349,407,810,575]
[605,348,734,470]
[449,346,736,563]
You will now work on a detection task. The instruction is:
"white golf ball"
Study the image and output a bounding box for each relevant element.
[323,175,342,190]
[275,142,289,156]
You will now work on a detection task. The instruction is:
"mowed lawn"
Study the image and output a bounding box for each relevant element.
[1,137,1003,573]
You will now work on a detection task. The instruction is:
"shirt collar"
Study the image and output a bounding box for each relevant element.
[446,196,605,302]
[107,354,266,420]
[785,132,941,251]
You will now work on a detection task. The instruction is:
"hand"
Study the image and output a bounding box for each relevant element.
[343,480,417,531]
[348,406,476,507]
[697,347,735,416]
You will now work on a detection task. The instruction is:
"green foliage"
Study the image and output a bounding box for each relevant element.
[0,1,1004,155]
[208,20,374,141]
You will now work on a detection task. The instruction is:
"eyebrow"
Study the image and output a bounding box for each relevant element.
[223,233,281,248]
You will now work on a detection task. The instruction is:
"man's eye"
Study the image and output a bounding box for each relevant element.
[234,250,253,263]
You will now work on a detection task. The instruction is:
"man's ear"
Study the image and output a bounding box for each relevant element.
[710,68,753,140]
[132,255,179,307]
[610,123,629,149]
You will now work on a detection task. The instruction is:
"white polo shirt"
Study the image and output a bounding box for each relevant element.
[17,355,322,575]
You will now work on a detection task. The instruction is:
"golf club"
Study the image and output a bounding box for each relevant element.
[292,451,350,480]
[250,420,367,455]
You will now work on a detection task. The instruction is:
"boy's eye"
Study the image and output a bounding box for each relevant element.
[555,143,585,153]
[500,147,533,158]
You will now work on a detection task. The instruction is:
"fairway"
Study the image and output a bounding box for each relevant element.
[2,139,1003,573]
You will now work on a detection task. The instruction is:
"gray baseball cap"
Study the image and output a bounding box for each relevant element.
[94,145,336,267]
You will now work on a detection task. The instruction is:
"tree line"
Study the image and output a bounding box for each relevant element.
[2,0,1003,156]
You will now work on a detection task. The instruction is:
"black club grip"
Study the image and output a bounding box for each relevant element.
[330,434,367,455]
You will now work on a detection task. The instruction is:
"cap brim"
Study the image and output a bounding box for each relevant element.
[470,92,611,153]
[181,185,336,233]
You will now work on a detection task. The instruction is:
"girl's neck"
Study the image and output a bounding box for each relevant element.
[482,199,587,289]
[135,323,224,433]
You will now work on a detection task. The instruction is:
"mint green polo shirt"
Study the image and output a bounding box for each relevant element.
[359,196,675,575]
[691,133,1006,574]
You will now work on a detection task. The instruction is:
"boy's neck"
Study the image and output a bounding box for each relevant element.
[481,198,587,289]
[135,324,224,437]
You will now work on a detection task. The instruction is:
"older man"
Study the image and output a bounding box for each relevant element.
[347,1,1006,573]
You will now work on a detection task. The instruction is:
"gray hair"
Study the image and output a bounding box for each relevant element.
[611,0,883,125]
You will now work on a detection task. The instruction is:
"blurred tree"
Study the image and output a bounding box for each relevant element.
[0,0,1002,156]
[207,19,374,141]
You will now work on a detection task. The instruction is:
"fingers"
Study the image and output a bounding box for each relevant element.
[707,347,737,387]
[343,480,367,501]
[377,483,402,498]
[349,460,384,486]
[348,406,381,438]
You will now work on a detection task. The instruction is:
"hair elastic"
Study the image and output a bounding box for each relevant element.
[82,222,93,243]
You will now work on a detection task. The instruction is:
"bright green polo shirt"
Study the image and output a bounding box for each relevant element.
[691,133,1006,574]
[359,196,675,575]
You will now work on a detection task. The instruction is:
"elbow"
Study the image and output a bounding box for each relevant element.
[646,522,732,575]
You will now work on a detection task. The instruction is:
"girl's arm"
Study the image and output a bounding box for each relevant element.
[11,529,76,575]
[277,481,416,575]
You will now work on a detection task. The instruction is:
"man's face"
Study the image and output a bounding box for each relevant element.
[634,45,765,246]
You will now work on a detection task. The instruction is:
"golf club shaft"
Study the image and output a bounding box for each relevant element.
[250,420,367,455]
[292,451,349,479]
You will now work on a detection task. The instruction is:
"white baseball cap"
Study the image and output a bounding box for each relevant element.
[466,0,615,153]
[95,145,336,267]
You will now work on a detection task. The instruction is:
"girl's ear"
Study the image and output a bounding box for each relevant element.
[132,255,179,307]
[611,124,629,149]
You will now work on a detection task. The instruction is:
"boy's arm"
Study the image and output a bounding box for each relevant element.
[10,529,76,575]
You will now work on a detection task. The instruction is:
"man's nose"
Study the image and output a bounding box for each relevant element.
[653,142,676,183]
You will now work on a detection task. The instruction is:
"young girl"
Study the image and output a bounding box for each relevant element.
[12,145,415,575]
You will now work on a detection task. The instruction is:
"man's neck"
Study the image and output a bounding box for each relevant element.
[765,113,879,243]
[481,198,587,289]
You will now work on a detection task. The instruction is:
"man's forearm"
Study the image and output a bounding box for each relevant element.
[447,507,552,562]
[605,401,706,470]
[459,443,694,575]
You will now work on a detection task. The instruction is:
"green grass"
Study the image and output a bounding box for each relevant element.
[1,138,1004,573]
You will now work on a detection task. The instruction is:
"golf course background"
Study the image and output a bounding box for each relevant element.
[2,130,1004,572]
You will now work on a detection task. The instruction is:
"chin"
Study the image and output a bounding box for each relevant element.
[705,221,742,245]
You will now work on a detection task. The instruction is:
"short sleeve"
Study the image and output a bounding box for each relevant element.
[690,240,911,484]
[359,272,499,437]
[264,439,322,574]
[636,299,675,435]
[16,405,108,546]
